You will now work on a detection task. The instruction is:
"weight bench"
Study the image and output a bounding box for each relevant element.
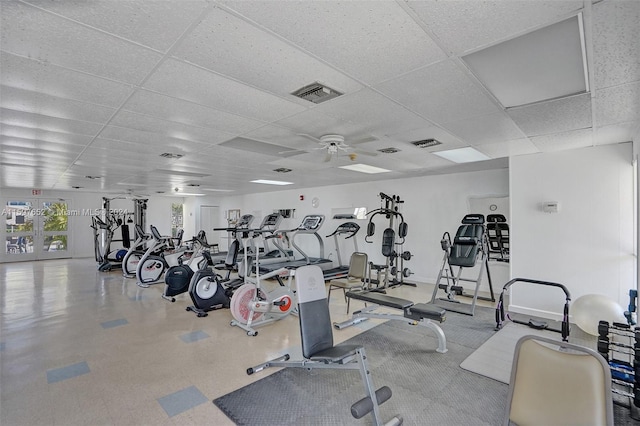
[247,265,403,426]
[334,290,448,354]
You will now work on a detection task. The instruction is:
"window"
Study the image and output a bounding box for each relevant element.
[171,203,183,238]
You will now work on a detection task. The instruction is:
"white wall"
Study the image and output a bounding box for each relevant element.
[0,188,176,262]
[213,168,510,287]
[510,143,635,319]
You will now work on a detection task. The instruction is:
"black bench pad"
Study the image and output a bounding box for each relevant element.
[345,291,413,310]
[406,303,446,323]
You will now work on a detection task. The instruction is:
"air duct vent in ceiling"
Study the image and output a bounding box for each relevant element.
[292,82,343,104]
[85,175,101,180]
[273,168,292,173]
[187,183,200,187]
[378,147,401,154]
[159,152,184,159]
[411,139,442,148]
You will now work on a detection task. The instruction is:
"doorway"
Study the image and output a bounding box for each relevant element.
[199,206,223,249]
[1,198,72,262]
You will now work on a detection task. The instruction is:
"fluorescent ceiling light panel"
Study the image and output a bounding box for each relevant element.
[170,192,205,196]
[201,188,234,192]
[251,179,293,186]
[463,15,588,108]
[433,147,491,163]
[339,164,391,174]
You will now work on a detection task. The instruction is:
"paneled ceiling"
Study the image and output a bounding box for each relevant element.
[1,0,638,196]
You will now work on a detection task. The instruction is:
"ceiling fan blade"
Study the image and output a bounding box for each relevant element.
[352,136,377,145]
[354,149,378,157]
[298,133,322,143]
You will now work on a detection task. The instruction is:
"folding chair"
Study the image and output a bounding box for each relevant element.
[504,335,613,426]
[248,265,402,426]
[328,251,368,312]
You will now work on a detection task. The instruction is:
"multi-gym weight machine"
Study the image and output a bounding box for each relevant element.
[365,192,415,291]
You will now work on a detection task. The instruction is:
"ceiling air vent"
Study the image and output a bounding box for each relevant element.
[85,175,101,180]
[411,139,442,149]
[378,147,401,154]
[159,152,184,159]
[273,168,292,173]
[292,82,342,104]
[187,183,200,187]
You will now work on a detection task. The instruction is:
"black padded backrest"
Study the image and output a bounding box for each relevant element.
[487,214,506,223]
[135,224,145,239]
[296,265,333,359]
[461,214,485,225]
[450,222,484,267]
[225,239,240,266]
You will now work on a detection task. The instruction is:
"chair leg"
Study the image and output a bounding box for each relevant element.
[343,288,347,303]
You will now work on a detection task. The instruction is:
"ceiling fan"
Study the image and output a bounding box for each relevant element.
[299,134,378,162]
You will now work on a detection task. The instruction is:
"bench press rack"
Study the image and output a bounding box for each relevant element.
[334,290,448,354]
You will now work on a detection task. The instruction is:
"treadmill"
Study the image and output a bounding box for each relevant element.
[257,214,333,274]
[322,221,360,280]
[247,213,294,266]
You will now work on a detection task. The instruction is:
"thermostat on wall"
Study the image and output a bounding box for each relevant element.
[542,201,560,213]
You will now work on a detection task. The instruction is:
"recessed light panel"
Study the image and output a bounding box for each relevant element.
[250,179,294,186]
[433,147,491,163]
[339,164,391,174]
[463,15,588,108]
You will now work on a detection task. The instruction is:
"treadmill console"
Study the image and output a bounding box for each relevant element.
[299,215,324,231]
[261,213,282,228]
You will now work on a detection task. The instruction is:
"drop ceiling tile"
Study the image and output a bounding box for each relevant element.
[592,0,640,89]
[595,81,640,126]
[475,138,539,159]
[28,0,209,53]
[267,158,333,172]
[594,121,638,146]
[0,85,116,124]
[222,1,446,85]
[122,90,265,135]
[530,128,593,152]
[0,52,132,107]
[375,60,500,124]
[507,93,592,137]
[109,110,232,145]
[0,126,94,146]
[98,125,229,148]
[173,8,362,99]
[406,0,583,54]
[144,59,306,122]
[442,112,526,146]
[0,108,103,137]
[0,1,162,84]
[91,137,206,156]
[311,88,435,136]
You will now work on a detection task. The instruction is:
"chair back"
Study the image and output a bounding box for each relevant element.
[348,252,368,280]
[504,335,613,426]
[296,265,333,359]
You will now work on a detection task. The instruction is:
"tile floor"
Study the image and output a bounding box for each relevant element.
[0,258,493,425]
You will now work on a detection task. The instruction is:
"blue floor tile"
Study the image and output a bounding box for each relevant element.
[157,385,208,417]
[100,318,129,329]
[179,330,209,343]
[47,361,90,384]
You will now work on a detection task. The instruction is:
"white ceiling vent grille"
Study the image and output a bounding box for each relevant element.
[273,168,292,173]
[292,82,343,104]
[378,147,401,154]
[411,139,442,148]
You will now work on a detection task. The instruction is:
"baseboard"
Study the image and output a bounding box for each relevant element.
[507,304,563,322]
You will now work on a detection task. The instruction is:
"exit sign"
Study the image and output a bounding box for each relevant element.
[32,189,42,196]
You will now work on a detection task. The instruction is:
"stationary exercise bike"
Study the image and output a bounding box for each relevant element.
[185,251,233,317]
[229,229,296,336]
[136,225,186,287]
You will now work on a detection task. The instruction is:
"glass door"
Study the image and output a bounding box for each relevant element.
[2,198,71,262]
